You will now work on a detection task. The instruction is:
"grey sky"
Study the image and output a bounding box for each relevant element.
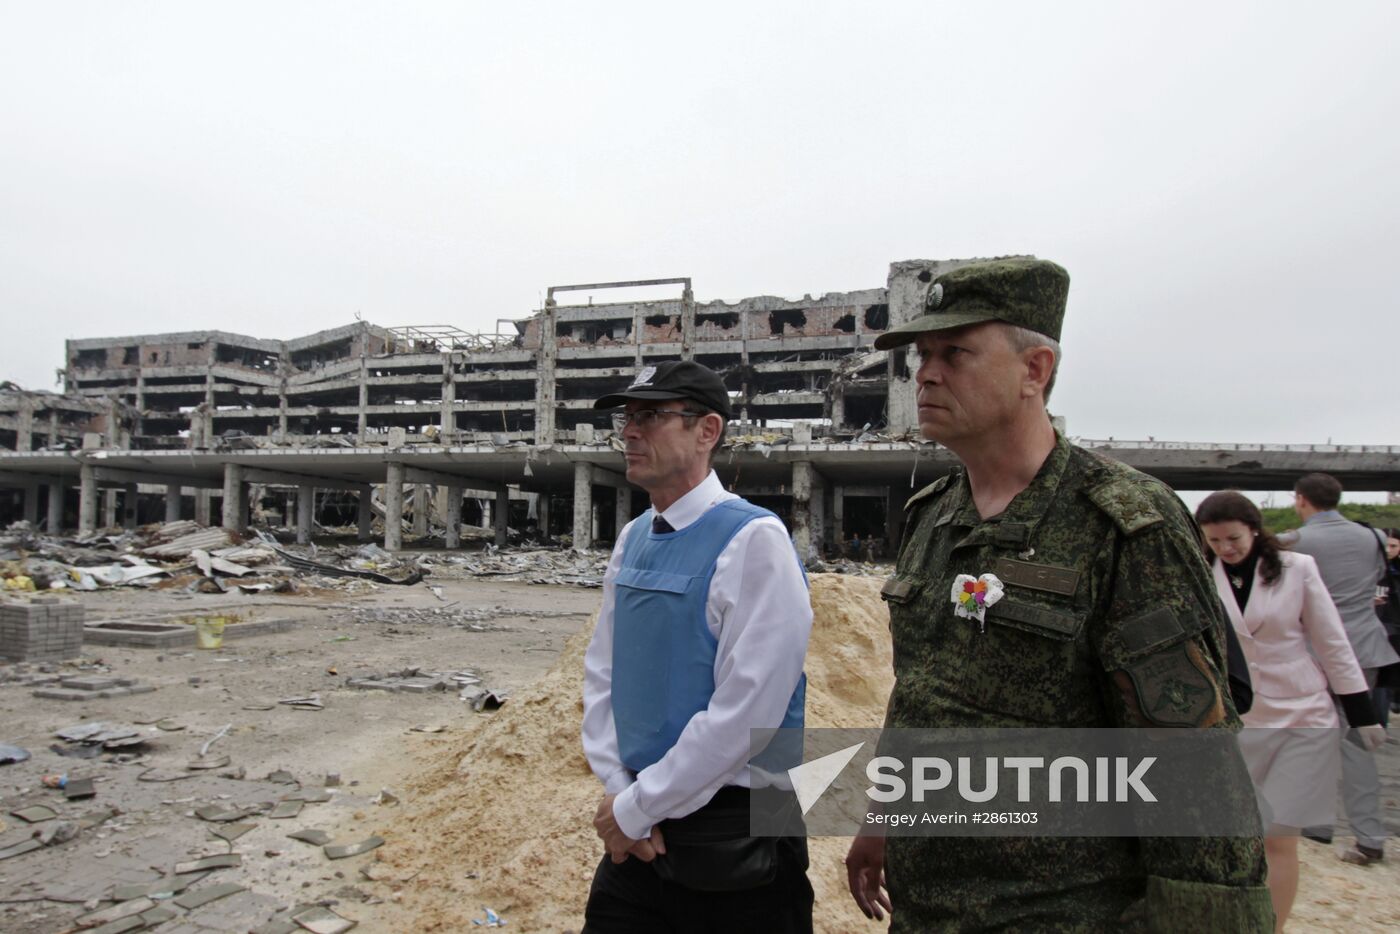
[1,1,1396,451]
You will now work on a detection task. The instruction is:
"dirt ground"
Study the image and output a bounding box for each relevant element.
[2,566,1398,933]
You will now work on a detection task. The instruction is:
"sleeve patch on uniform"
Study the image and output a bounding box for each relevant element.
[1086,480,1164,535]
[1124,643,1218,727]
[1119,607,1187,656]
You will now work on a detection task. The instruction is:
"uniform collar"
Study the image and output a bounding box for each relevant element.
[654,470,725,532]
[941,431,1072,551]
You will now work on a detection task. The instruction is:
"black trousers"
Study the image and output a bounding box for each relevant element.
[581,789,813,934]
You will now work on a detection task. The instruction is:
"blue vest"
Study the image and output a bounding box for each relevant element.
[612,498,807,773]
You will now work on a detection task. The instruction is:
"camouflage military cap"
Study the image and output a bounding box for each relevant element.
[873,258,1070,350]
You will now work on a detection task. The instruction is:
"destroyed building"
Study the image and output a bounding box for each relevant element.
[2,260,1397,558]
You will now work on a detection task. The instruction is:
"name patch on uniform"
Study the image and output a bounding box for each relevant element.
[992,557,1080,596]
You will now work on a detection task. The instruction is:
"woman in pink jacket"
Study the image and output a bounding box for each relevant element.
[1196,491,1385,931]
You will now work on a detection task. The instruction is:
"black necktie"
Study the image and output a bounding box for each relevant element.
[652,515,675,534]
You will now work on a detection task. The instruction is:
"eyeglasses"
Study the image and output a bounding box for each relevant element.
[610,409,706,431]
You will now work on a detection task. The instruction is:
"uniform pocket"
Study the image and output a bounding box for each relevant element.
[960,597,1096,724]
[985,598,1084,641]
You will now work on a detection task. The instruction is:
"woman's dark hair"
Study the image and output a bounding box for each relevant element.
[1194,490,1283,585]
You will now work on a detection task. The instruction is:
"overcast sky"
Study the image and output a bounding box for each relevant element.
[1,1,1396,456]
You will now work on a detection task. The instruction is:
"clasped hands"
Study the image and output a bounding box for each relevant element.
[593,793,667,864]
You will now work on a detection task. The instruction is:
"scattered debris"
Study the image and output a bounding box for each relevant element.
[210,822,257,843]
[36,819,79,846]
[186,755,231,771]
[269,800,304,819]
[279,694,324,711]
[471,906,508,927]
[460,686,509,711]
[0,741,30,764]
[371,788,399,807]
[291,904,358,933]
[199,723,231,756]
[9,805,57,823]
[173,881,247,910]
[324,835,384,860]
[173,852,243,874]
[288,828,333,846]
[346,666,478,694]
[64,776,96,799]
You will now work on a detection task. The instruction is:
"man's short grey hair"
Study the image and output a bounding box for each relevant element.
[1001,324,1061,402]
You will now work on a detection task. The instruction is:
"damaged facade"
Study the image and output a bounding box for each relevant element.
[2,260,1397,560]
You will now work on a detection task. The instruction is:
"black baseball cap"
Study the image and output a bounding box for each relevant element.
[593,360,733,418]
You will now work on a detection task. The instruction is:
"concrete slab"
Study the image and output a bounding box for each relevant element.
[84,616,296,648]
[173,881,246,909]
[268,800,303,819]
[323,835,383,860]
[173,853,242,874]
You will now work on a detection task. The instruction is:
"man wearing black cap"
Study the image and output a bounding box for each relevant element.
[844,258,1273,930]
[581,360,814,932]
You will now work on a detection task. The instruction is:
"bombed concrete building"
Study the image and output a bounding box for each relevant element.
[3,258,1397,557]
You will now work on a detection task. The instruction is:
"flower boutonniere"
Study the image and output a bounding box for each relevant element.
[951,573,1005,630]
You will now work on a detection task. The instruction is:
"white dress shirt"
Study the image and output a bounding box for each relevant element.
[581,470,813,841]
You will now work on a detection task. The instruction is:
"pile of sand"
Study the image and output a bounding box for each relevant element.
[376,574,893,933]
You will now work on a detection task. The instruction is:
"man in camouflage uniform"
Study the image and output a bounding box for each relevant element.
[844,258,1273,931]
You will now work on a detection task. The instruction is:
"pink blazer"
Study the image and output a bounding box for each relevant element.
[1212,551,1368,725]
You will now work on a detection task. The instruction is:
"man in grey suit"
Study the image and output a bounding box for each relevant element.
[1280,472,1398,864]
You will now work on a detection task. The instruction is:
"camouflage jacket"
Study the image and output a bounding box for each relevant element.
[881,434,1272,932]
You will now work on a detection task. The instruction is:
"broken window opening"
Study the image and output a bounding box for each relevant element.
[769,310,807,335]
[75,349,105,369]
[122,346,139,365]
[833,314,856,333]
[697,312,740,330]
[644,314,673,328]
[864,305,889,330]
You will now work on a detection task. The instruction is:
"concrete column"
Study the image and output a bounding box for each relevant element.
[538,494,551,542]
[680,285,696,361]
[534,301,558,445]
[162,484,181,523]
[357,357,369,442]
[102,490,118,528]
[79,464,98,535]
[573,462,594,551]
[830,382,846,433]
[47,410,60,449]
[22,487,39,525]
[384,462,405,552]
[832,486,845,552]
[221,463,246,532]
[194,490,212,526]
[440,354,456,436]
[15,399,34,452]
[444,485,462,549]
[410,484,429,536]
[122,482,139,530]
[295,484,314,545]
[615,486,632,542]
[46,481,64,533]
[357,486,374,542]
[494,487,509,546]
[792,461,814,563]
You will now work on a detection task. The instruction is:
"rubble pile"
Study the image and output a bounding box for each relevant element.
[423,547,610,587]
[0,521,426,596]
